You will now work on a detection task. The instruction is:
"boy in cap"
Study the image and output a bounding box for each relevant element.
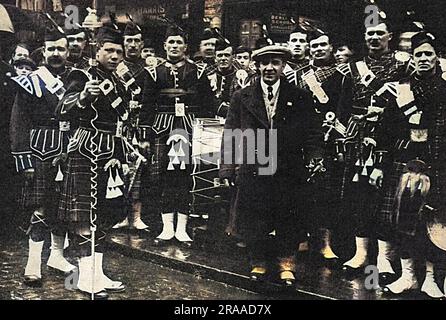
[13,56,36,76]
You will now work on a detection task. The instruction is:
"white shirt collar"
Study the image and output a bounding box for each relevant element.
[260,79,280,97]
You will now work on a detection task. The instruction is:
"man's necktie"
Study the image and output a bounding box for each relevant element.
[267,86,274,101]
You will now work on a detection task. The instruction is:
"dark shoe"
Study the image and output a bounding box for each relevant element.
[279,271,296,287]
[24,275,42,287]
[421,292,446,300]
[131,227,151,236]
[153,238,172,246]
[250,267,267,281]
[379,272,397,286]
[104,282,126,293]
[324,257,339,268]
[176,239,193,248]
[312,252,339,267]
[341,265,364,278]
[78,289,109,300]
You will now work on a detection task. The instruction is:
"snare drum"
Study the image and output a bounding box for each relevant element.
[190,118,227,213]
[192,118,225,158]
[427,216,446,252]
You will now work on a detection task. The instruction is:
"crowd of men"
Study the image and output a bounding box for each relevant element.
[1,5,446,300]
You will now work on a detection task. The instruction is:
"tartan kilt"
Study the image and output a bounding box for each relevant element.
[150,133,193,213]
[125,137,151,202]
[58,151,126,226]
[339,144,355,202]
[304,157,345,229]
[338,145,381,234]
[377,161,406,230]
[125,162,148,201]
[22,158,59,212]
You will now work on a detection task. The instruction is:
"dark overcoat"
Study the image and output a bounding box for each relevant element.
[220,77,323,219]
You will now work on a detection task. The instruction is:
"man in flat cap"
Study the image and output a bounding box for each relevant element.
[219,43,324,287]
[376,31,446,298]
[57,23,128,299]
[10,24,76,288]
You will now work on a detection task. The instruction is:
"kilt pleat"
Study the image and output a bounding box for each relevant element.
[23,159,59,212]
[377,161,406,228]
[58,151,126,225]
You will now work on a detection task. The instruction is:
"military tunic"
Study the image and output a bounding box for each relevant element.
[337,51,409,237]
[142,58,215,213]
[9,64,72,237]
[57,65,131,230]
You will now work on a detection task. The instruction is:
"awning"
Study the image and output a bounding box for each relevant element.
[0,4,14,33]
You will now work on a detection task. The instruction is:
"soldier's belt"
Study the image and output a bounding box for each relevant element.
[157,105,201,114]
[34,121,71,132]
[79,120,119,134]
[158,88,197,97]
[34,119,59,129]
[351,105,369,113]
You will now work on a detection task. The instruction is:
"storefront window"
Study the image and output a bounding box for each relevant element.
[239,19,261,49]
[17,0,47,12]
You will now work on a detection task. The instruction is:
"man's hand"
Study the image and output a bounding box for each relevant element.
[79,80,101,105]
[222,177,236,188]
[52,153,68,167]
[138,141,151,158]
[121,164,130,176]
[369,168,384,188]
[104,159,121,171]
[306,158,326,183]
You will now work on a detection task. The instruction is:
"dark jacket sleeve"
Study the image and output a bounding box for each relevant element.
[219,89,242,180]
[10,91,34,171]
[197,70,219,118]
[56,70,89,120]
[299,89,325,162]
[337,74,354,126]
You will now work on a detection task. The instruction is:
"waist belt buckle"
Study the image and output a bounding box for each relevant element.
[175,102,185,117]
[59,121,70,132]
[116,120,123,138]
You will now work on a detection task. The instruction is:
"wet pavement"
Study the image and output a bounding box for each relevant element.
[0,204,438,301]
[0,238,267,300]
[108,227,432,301]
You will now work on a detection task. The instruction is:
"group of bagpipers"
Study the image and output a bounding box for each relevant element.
[6,5,446,300]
